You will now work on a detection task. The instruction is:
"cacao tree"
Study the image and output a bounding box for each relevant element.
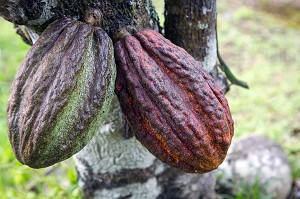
[0,0,233,198]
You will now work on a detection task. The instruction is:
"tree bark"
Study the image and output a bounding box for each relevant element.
[165,0,216,71]
[0,0,160,36]
[165,0,229,93]
[0,0,225,198]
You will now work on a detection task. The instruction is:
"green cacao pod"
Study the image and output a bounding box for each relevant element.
[7,18,116,168]
[114,30,234,173]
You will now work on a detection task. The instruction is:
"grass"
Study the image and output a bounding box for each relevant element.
[218,177,274,199]
[0,0,299,198]
[217,2,300,179]
[234,179,273,199]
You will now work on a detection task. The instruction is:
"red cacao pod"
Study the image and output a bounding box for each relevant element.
[114,30,234,173]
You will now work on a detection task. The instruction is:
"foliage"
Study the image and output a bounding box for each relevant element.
[0,0,299,198]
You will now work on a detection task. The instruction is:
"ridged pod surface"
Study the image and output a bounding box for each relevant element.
[7,18,116,168]
[114,30,234,173]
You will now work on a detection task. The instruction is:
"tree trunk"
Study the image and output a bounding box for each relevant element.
[0,0,226,198]
[165,0,228,93]
[165,0,216,71]
[0,0,160,37]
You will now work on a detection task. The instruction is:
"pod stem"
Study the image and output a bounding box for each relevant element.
[85,8,103,27]
[112,26,138,43]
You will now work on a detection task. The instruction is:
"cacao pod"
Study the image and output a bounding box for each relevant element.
[7,18,116,168]
[114,30,234,173]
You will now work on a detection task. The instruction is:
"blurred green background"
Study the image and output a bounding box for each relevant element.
[0,0,299,198]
